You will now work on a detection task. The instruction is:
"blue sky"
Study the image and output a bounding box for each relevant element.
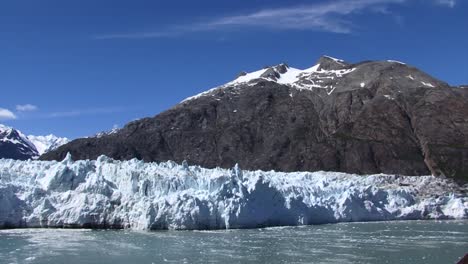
[1,0,467,138]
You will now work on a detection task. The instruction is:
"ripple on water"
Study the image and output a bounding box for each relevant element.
[0,220,467,264]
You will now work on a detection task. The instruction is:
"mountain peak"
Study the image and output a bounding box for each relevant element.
[316,55,349,71]
[183,55,450,103]
[260,64,289,80]
[0,124,38,159]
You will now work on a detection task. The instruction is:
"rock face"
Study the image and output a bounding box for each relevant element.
[42,57,468,181]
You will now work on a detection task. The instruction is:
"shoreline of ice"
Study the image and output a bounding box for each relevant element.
[0,155,466,230]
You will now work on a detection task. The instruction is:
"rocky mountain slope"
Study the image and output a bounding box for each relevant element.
[41,56,468,181]
[0,124,68,159]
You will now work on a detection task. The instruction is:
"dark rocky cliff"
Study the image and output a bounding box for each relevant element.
[41,57,468,181]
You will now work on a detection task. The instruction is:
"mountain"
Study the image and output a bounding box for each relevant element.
[0,124,69,159]
[41,56,468,181]
[27,134,69,156]
[0,124,39,160]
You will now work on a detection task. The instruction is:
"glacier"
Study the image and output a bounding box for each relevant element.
[0,154,466,230]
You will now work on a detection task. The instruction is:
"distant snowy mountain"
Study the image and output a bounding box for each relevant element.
[0,124,38,160]
[0,124,68,159]
[28,134,69,155]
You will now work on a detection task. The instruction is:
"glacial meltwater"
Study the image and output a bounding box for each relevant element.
[0,220,466,264]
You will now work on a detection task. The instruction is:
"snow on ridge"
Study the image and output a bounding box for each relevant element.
[93,127,121,138]
[387,60,406,65]
[0,124,13,132]
[228,68,267,85]
[0,156,466,230]
[322,55,345,63]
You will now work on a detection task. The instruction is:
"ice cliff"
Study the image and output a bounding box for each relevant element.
[0,155,466,230]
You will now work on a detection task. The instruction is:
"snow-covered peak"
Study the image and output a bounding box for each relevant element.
[0,124,39,159]
[0,123,13,133]
[0,124,36,150]
[183,59,356,102]
[27,134,69,155]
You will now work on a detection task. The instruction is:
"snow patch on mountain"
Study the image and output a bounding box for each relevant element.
[421,81,435,88]
[93,127,121,138]
[0,156,466,230]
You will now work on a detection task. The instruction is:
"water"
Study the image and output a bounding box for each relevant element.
[0,220,466,264]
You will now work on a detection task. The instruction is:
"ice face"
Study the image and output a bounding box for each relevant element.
[0,156,466,230]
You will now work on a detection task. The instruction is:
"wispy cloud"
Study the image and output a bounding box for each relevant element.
[0,108,17,121]
[46,107,126,118]
[96,0,458,40]
[201,0,406,33]
[16,104,38,112]
[435,0,456,8]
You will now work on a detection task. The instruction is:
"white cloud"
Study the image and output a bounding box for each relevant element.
[435,0,456,7]
[96,0,458,39]
[16,104,38,112]
[203,0,406,33]
[0,108,17,121]
[96,0,407,39]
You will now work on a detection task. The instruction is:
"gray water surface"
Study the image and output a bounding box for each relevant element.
[0,220,467,264]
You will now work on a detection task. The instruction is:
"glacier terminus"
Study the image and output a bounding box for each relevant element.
[0,154,466,230]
